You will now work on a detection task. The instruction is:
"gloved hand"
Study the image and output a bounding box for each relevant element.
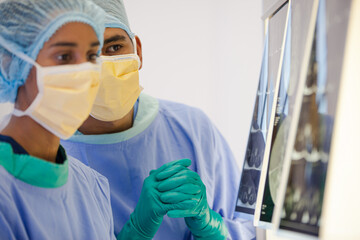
[157,168,229,240]
[117,159,201,240]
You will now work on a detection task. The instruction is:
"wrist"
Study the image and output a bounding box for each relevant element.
[128,210,162,239]
[185,209,228,240]
[117,214,153,240]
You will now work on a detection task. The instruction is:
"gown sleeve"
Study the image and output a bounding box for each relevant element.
[192,111,256,240]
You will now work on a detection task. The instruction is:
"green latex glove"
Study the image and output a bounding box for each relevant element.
[117,159,202,240]
[157,169,229,240]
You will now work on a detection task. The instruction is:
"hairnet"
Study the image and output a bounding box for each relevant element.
[91,0,135,39]
[0,0,105,103]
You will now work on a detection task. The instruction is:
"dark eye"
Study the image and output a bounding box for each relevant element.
[88,53,99,63]
[106,44,123,54]
[56,53,71,63]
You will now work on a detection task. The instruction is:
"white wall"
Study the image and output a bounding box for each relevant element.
[125,0,263,168]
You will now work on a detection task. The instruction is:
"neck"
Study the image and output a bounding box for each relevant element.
[78,108,134,135]
[1,115,60,163]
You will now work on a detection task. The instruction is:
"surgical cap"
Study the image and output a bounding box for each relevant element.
[0,0,105,103]
[91,0,135,39]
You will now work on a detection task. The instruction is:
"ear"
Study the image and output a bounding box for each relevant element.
[135,35,143,70]
[15,67,38,111]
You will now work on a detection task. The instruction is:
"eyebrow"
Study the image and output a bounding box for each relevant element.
[103,35,127,45]
[50,42,77,47]
[50,41,100,48]
[91,41,100,47]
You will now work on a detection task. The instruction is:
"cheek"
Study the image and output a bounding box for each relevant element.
[122,42,136,54]
[123,48,134,55]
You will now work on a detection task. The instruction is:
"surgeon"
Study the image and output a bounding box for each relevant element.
[0,0,123,239]
[0,0,117,238]
[61,0,255,239]
[0,1,208,238]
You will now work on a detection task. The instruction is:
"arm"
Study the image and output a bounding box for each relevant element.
[185,110,256,239]
[204,124,256,239]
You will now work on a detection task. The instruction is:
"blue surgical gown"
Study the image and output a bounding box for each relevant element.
[62,93,255,240]
[0,142,116,240]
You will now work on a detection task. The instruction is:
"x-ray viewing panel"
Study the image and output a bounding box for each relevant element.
[257,0,316,226]
[234,2,288,219]
[320,1,360,238]
[277,0,351,237]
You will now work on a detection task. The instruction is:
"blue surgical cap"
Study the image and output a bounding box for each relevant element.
[91,0,135,39]
[0,0,106,103]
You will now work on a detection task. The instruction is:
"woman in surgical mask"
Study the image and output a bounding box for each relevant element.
[0,0,117,239]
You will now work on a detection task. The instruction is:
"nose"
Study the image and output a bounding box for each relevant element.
[75,50,95,64]
[76,54,89,64]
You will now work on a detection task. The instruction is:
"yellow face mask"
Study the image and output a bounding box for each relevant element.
[90,40,143,122]
[13,61,100,139]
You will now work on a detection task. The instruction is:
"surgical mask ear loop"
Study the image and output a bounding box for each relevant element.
[131,36,144,102]
[0,35,44,117]
[132,37,138,55]
[131,37,144,91]
[132,37,141,69]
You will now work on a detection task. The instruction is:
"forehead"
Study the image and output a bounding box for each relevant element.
[45,22,98,45]
[49,22,97,40]
[104,28,131,42]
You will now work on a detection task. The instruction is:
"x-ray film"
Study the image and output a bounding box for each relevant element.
[234,32,269,219]
[235,3,287,218]
[256,0,317,227]
[277,0,352,237]
[253,1,290,227]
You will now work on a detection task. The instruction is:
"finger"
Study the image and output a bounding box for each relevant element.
[164,183,202,195]
[167,209,198,218]
[150,159,192,176]
[158,167,196,180]
[156,164,189,181]
[163,199,197,213]
[157,172,200,192]
[157,171,201,192]
[160,191,201,204]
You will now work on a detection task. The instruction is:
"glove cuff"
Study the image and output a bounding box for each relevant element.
[116,213,153,240]
[185,209,229,240]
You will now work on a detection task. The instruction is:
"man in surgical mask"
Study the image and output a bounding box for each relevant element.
[61,0,255,239]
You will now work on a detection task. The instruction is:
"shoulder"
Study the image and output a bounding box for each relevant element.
[68,156,110,192]
[0,167,21,237]
[157,98,212,126]
[158,98,205,115]
[154,98,225,145]
[67,156,112,215]
[0,151,24,204]
[0,166,15,202]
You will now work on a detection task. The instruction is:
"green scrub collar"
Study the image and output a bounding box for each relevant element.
[69,93,159,144]
[0,142,68,188]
